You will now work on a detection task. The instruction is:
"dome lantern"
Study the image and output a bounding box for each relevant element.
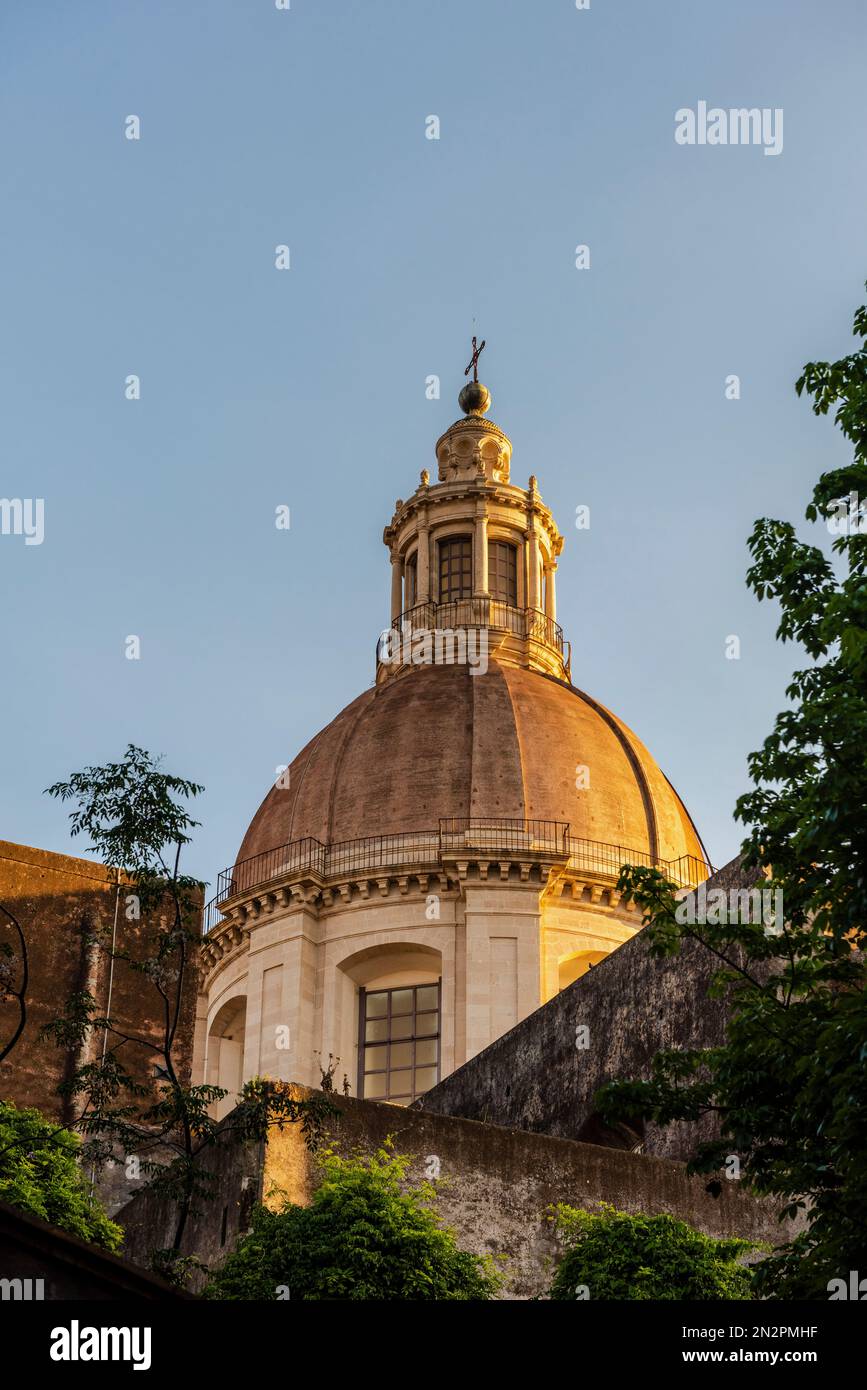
[379,338,568,683]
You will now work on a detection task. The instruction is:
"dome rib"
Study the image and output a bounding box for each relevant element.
[285,726,327,844]
[563,680,660,862]
[324,687,379,845]
[469,661,526,820]
[661,769,713,868]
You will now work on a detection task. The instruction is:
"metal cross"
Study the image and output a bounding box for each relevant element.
[464,335,486,382]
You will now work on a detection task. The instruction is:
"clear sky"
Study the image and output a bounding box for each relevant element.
[2,0,865,888]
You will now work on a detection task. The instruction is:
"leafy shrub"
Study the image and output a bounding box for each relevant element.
[206,1145,500,1300]
[0,1100,122,1250]
[548,1202,754,1300]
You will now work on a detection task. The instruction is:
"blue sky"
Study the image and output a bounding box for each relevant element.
[1,0,865,886]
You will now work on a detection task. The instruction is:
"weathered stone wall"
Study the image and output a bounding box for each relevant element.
[118,1125,265,1277]
[0,840,202,1214]
[116,1083,788,1299]
[0,840,201,1123]
[415,857,763,1161]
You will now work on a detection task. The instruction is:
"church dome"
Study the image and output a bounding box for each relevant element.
[201,352,711,1114]
[235,661,706,871]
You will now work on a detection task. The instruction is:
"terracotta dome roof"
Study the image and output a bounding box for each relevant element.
[235,661,707,869]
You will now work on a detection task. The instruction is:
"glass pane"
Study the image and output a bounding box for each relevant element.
[414,1067,438,1093]
[390,989,413,1015]
[365,1018,388,1043]
[390,1041,413,1068]
[415,1012,439,1036]
[388,1069,412,1096]
[365,992,388,1018]
[415,1038,437,1065]
[391,1014,413,1039]
[364,1073,386,1099]
[364,1045,387,1070]
[416,985,438,1011]
[488,542,517,604]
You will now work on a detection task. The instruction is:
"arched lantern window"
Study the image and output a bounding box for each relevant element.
[438,536,472,601]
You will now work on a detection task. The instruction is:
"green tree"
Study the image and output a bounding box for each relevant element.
[39,745,331,1278]
[548,1203,754,1301]
[596,287,867,1299]
[0,1100,121,1251]
[205,1145,501,1300]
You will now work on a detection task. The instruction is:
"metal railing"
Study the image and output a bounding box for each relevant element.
[212,836,325,903]
[202,817,712,934]
[440,816,570,856]
[566,838,710,891]
[378,600,564,660]
[326,831,440,878]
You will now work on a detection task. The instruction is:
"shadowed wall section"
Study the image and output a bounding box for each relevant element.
[414,857,764,1162]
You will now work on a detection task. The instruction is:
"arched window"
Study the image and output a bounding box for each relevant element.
[488,540,518,605]
[207,996,247,1120]
[438,536,472,601]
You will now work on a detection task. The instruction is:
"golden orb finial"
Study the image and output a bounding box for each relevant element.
[458,380,491,415]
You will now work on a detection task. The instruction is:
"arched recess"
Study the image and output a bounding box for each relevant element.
[558,949,608,991]
[339,941,442,990]
[207,995,247,1121]
[333,942,443,1104]
[575,1111,645,1152]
